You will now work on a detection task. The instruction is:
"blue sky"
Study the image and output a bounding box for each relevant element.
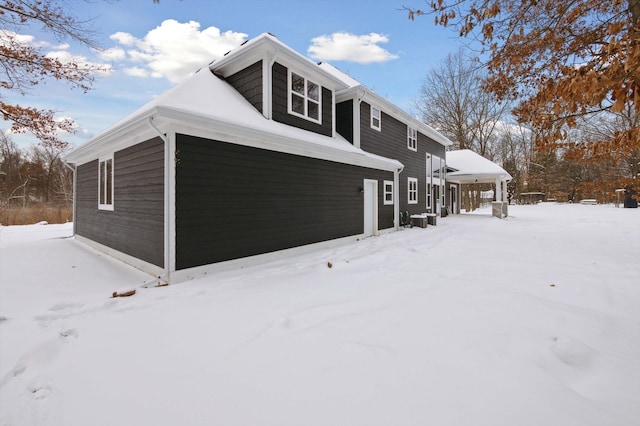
[4,0,466,148]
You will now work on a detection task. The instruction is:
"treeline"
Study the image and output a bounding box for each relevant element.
[0,131,73,225]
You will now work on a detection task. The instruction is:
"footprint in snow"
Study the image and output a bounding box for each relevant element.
[549,336,594,368]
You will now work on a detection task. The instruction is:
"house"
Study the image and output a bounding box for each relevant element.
[64,33,452,283]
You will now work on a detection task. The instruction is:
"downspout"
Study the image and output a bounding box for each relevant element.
[147,116,171,284]
[354,88,366,149]
[63,161,76,235]
[267,48,280,120]
[395,164,404,230]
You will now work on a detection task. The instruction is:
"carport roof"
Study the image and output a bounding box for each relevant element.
[446,149,512,184]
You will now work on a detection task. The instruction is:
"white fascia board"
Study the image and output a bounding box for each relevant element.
[337,86,453,148]
[160,107,402,172]
[65,104,402,172]
[211,33,348,91]
[65,108,161,165]
[446,173,512,184]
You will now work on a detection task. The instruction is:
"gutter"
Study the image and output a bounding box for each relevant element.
[267,47,280,120]
[147,117,171,285]
[62,160,77,235]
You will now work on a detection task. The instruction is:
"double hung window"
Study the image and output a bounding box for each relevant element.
[289,71,321,123]
[383,180,394,205]
[408,177,418,204]
[408,127,417,151]
[98,156,114,210]
[371,107,381,131]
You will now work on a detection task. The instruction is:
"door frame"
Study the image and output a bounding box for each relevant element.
[363,179,378,237]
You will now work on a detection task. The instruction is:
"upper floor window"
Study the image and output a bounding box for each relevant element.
[98,156,114,211]
[289,71,321,123]
[383,180,394,205]
[408,127,417,151]
[408,177,418,204]
[371,106,381,131]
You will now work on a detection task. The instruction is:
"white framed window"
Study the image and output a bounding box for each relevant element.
[408,127,417,151]
[288,70,321,123]
[383,180,394,205]
[371,106,381,131]
[408,177,418,204]
[98,156,114,211]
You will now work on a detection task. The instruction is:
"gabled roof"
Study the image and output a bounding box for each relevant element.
[446,149,512,184]
[318,62,453,148]
[211,33,349,91]
[65,67,401,172]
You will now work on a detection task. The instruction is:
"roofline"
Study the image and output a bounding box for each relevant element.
[210,33,349,90]
[65,106,403,172]
[337,85,453,148]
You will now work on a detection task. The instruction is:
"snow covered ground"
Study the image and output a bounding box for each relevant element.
[0,203,638,426]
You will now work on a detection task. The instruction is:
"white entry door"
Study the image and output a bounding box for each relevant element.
[363,179,378,237]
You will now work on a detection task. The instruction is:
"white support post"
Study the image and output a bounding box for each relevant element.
[496,177,502,202]
[502,179,508,203]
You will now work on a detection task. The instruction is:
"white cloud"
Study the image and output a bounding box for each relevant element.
[124,67,150,78]
[308,32,399,64]
[110,32,136,46]
[108,20,248,83]
[97,47,126,62]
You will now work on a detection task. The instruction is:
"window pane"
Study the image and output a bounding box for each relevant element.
[99,161,105,204]
[307,81,319,101]
[106,159,113,205]
[308,100,319,120]
[291,73,304,95]
[372,117,380,128]
[292,94,304,114]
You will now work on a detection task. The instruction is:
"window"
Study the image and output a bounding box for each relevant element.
[408,127,417,151]
[371,106,381,131]
[98,156,114,210]
[408,177,418,204]
[289,71,321,123]
[383,180,394,205]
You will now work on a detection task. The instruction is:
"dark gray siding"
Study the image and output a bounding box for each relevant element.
[336,99,353,144]
[225,61,263,113]
[175,134,393,270]
[75,138,165,267]
[359,102,446,215]
[271,62,332,136]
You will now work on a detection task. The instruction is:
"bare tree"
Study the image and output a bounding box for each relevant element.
[414,48,509,210]
[414,48,509,157]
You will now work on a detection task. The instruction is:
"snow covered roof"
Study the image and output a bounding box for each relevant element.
[446,149,512,184]
[65,67,401,172]
[317,62,361,88]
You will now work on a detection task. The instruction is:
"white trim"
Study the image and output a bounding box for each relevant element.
[370,106,381,131]
[168,130,176,275]
[287,69,322,124]
[393,168,400,229]
[262,53,270,118]
[426,153,432,211]
[98,155,114,211]
[407,127,417,151]
[169,234,367,284]
[383,180,394,205]
[337,85,452,147]
[363,179,379,237]
[408,177,418,204]
[74,234,164,278]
